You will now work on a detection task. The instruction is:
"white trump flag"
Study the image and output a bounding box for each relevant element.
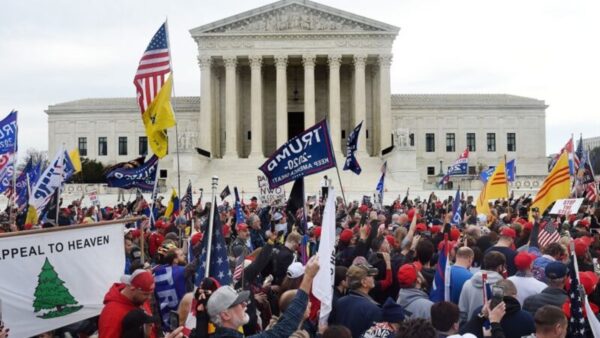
[0,221,125,338]
[312,187,336,325]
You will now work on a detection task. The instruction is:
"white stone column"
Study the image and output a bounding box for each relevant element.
[379,54,393,154]
[353,54,368,154]
[275,55,288,146]
[303,54,316,128]
[328,54,342,153]
[224,55,238,158]
[198,55,212,157]
[249,55,263,158]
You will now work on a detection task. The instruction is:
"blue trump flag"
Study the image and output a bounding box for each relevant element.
[430,234,450,302]
[375,161,387,207]
[105,155,158,191]
[0,153,15,194]
[259,119,336,189]
[0,110,18,154]
[195,199,232,286]
[234,186,245,225]
[343,121,363,175]
[14,160,42,208]
[481,159,516,183]
[451,187,462,225]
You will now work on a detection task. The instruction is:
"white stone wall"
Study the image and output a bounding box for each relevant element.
[392,104,548,179]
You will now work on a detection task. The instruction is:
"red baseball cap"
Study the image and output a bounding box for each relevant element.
[450,227,461,241]
[236,223,249,232]
[500,227,516,239]
[514,252,537,271]
[339,229,354,243]
[574,237,592,257]
[579,219,591,228]
[385,235,396,247]
[123,269,155,292]
[578,271,599,295]
[407,209,416,222]
[430,225,442,234]
[155,219,168,229]
[416,223,427,233]
[397,263,419,287]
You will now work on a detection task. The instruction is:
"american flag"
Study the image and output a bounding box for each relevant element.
[133,22,171,114]
[195,199,232,286]
[586,182,598,202]
[232,254,245,283]
[574,134,583,173]
[182,180,193,221]
[538,220,561,248]
[568,251,586,337]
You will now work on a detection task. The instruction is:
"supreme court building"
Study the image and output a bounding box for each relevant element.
[47,0,548,197]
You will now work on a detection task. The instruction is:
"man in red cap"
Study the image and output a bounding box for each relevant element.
[508,251,546,305]
[98,269,157,338]
[397,263,433,320]
[148,218,168,258]
[228,223,253,258]
[485,226,518,276]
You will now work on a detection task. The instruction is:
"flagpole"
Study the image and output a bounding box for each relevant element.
[149,164,160,227]
[205,176,218,278]
[327,122,348,210]
[8,111,18,226]
[164,18,182,201]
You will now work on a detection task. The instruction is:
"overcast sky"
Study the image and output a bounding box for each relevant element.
[1,0,598,156]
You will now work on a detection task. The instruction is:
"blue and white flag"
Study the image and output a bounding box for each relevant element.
[105,155,158,191]
[234,186,245,225]
[447,148,469,176]
[0,153,16,194]
[375,161,387,207]
[259,119,336,189]
[451,188,462,225]
[0,110,18,154]
[430,235,450,302]
[28,149,75,220]
[195,199,232,286]
[343,121,362,175]
[153,264,186,330]
[481,159,516,183]
[506,159,516,182]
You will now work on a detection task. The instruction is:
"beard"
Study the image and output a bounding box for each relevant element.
[235,312,250,327]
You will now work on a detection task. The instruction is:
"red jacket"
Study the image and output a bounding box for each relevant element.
[98,283,156,338]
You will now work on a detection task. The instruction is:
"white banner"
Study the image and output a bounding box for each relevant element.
[0,222,125,337]
[549,198,584,215]
[257,175,285,205]
[312,187,336,325]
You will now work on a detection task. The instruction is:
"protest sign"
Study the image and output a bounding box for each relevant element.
[549,198,584,215]
[257,175,286,205]
[0,220,126,338]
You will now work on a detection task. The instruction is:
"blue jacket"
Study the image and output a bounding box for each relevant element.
[211,289,309,338]
[333,290,382,338]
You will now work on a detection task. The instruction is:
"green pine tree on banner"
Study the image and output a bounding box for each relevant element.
[32,257,83,319]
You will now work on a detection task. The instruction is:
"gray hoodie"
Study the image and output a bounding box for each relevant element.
[458,270,503,323]
[397,288,433,320]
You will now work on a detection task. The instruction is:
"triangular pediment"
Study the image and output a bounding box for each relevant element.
[190,0,399,35]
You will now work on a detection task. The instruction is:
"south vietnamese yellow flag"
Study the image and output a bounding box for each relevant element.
[530,151,570,215]
[142,75,176,158]
[476,158,509,215]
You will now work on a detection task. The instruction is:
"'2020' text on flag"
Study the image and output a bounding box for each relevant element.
[0,222,125,338]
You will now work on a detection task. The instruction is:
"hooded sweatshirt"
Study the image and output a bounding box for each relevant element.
[458,270,504,323]
[98,283,156,338]
[397,288,433,320]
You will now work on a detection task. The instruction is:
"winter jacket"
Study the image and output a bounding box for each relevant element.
[211,289,309,338]
[507,274,547,305]
[461,296,534,338]
[272,245,296,285]
[522,287,568,315]
[333,290,382,338]
[397,287,433,320]
[458,270,504,323]
[98,283,156,338]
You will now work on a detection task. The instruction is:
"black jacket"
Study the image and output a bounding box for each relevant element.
[522,286,568,315]
[272,245,295,285]
[461,296,534,338]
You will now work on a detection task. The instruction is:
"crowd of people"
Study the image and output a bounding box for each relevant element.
[1,186,600,338]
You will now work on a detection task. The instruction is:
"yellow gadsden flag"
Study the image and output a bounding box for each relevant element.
[142,75,176,158]
[476,158,509,215]
[530,151,571,215]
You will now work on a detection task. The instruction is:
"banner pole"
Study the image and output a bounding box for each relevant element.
[164,18,182,202]
[8,111,18,226]
[205,176,218,278]
[334,164,348,209]
[149,165,160,227]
